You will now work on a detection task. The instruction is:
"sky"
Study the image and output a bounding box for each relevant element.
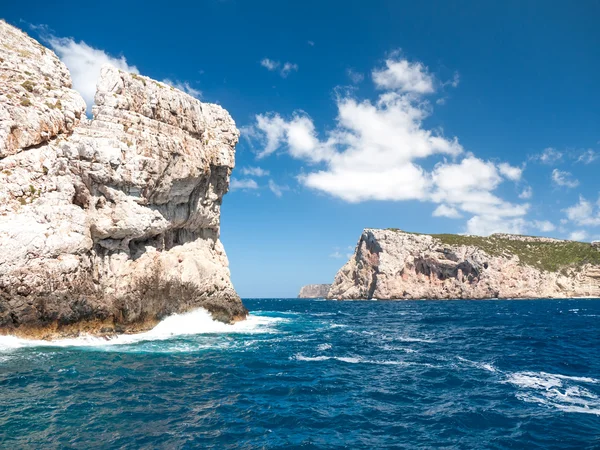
[3,1,600,297]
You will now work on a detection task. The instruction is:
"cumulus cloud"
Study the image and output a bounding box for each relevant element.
[564,196,600,226]
[245,55,530,236]
[162,79,201,98]
[240,166,270,177]
[260,58,298,77]
[372,56,434,94]
[569,230,589,241]
[497,163,523,181]
[552,169,579,188]
[46,36,138,114]
[230,178,258,191]
[432,204,462,219]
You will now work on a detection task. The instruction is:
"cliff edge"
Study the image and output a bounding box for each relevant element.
[328,229,600,300]
[0,21,246,338]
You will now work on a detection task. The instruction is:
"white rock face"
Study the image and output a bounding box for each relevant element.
[328,229,600,300]
[298,284,331,298]
[0,21,246,338]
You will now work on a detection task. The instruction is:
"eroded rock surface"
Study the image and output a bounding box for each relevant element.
[298,284,331,298]
[0,21,246,338]
[328,229,600,300]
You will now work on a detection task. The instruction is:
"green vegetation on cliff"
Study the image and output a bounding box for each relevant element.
[385,229,600,273]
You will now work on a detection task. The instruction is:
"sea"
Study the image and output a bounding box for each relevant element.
[1,298,599,449]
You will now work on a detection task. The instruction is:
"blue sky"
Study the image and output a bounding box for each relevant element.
[3,1,600,297]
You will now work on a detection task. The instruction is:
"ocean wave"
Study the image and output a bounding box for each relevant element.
[291,353,436,367]
[456,356,498,373]
[0,309,285,351]
[506,371,600,415]
[396,336,438,343]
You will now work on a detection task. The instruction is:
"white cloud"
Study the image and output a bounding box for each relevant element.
[260,58,298,77]
[162,79,201,98]
[372,56,435,94]
[346,68,365,84]
[552,169,579,188]
[577,149,598,164]
[519,186,533,199]
[498,163,523,181]
[268,179,288,197]
[446,72,460,88]
[240,166,269,177]
[46,36,138,114]
[564,196,600,226]
[532,147,563,165]
[532,220,556,232]
[280,62,298,78]
[430,156,528,218]
[432,204,462,219]
[260,58,280,71]
[465,216,527,236]
[230,178,258,191]
[245,55,530,236]
[569,230,588,241]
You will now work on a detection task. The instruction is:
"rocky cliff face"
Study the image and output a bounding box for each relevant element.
[298,284,331,298]
[0,21,246,338]
[328,229,600,300]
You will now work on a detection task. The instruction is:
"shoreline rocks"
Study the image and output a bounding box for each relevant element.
[327,229,600,300]
[0,21,246,339]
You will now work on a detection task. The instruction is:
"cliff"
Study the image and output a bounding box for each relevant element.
[298,284,331,298]
[328,229,600,300]
[0,21,246,338]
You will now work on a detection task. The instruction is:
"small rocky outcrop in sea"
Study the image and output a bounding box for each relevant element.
[328,229,600,300]
[298,284,331,298]
[0,21,246,338]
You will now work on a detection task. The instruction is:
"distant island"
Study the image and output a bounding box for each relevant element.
[298,284,331,298]
[314,229,600,300]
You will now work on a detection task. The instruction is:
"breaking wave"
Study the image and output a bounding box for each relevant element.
[506,371,600,415]
[0,308,284,351]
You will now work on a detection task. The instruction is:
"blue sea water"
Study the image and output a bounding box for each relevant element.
[1,298,599,449]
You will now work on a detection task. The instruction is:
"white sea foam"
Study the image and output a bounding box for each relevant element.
[292,353,436,367]
[292,353,361,363]
[0,309,284,351]
[317,343,332,351]
[507,371,600,415]
[396,336,437,343]
[382,345,417,353]
[456,356,498,373]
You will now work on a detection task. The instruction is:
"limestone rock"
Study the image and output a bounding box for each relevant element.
[328,229,600,300]
[298,284,331,298]
[0,21,246,338]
